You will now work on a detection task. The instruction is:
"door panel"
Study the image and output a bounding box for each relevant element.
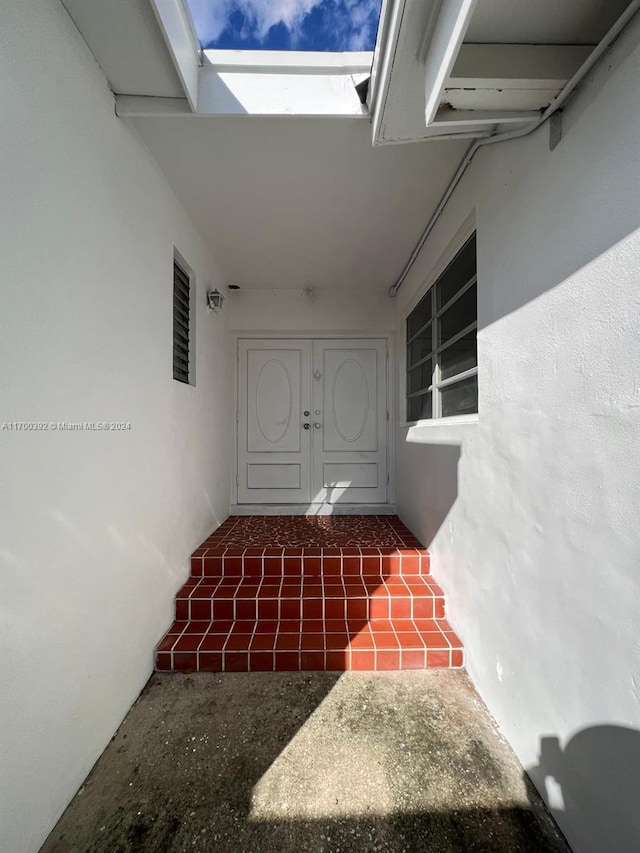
[322,349,378,452]
[322,462,379,489]
[237,338,388,505]
[238,340,311,503]
[312,340,387,504]
[246,463,301,489]
[248,352,300,452]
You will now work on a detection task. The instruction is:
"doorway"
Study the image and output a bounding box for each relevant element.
[237,338,389,505]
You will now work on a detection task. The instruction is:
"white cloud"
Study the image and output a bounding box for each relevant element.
[187,0,380,50]
[188,0,320,44]
[187,0,233,43]
[238,0,321,41]
[344,0,379,50]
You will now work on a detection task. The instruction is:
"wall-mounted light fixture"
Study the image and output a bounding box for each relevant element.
[206,289,224,312]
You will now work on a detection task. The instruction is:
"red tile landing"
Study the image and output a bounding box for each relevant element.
[156,515,463,673]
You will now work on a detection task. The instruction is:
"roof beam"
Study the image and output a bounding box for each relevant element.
[368,0,409,146]
[433,106,539,128]
[115,96,191,117]
[149,0,201,111]
[444,44,593,112]
[202,50,373,73]
[423,0,479,124]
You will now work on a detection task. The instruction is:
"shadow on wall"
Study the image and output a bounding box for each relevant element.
[395,439,462,547]
[527,725,640,853]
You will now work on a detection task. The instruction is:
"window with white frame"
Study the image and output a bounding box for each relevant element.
[406,233,477,421]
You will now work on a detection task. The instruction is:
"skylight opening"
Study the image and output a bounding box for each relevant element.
[184,0,382,52]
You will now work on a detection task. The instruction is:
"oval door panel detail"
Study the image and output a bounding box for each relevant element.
[331,358,370,442]
[255,359,293,443]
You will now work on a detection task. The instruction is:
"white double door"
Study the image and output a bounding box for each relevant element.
[237,338,388,505]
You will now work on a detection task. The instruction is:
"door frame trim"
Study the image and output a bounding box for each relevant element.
[230,503,398,516]
[232,332,395,509]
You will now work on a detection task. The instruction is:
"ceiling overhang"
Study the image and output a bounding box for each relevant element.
[117,45,372,118]
[104,0,369,118]
[64,0,619,139]
[59,0,634,294]
[368,0,595,144]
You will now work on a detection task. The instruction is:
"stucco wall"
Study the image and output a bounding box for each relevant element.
[394,21,640,853]
[0,3,232,851]
[228,287,395,334]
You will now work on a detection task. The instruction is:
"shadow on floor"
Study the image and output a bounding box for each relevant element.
[41,671,569,853]
[527,725,640,853]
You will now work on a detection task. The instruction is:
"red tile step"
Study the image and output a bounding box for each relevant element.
[156,618,463,673]
[190,547,430,578]
[155,516,463,673]
[175,575,445,622]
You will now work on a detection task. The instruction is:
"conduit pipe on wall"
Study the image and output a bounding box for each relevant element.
[388,0,640,298]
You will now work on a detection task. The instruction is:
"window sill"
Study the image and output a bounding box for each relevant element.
[402,413,479,429]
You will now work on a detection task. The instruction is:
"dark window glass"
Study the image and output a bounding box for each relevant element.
[438,283,476,346]
[436,234,476,309]
[408,392,432,422]
[406,232,477,420]
[439,333,477,381]
[407,359,432,394]
[407,292,432,339]
[441,375,478,417]
[407,324,432,368]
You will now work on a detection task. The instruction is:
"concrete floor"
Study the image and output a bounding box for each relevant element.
[41,672,570,853]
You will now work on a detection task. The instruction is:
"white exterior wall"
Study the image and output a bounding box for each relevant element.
[0,3,232,852]
[395,22,640,853]
[228,287,395,334]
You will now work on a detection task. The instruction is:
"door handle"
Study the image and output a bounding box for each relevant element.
[303,423,310,430]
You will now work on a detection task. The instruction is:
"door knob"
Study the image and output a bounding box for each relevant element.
[303,423,310,430]
[314,423,321,429]
[303,411,310,417]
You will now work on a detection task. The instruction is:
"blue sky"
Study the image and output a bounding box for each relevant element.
[186,0,382,51]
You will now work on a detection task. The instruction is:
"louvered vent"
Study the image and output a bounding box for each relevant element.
[173,261,191,384]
